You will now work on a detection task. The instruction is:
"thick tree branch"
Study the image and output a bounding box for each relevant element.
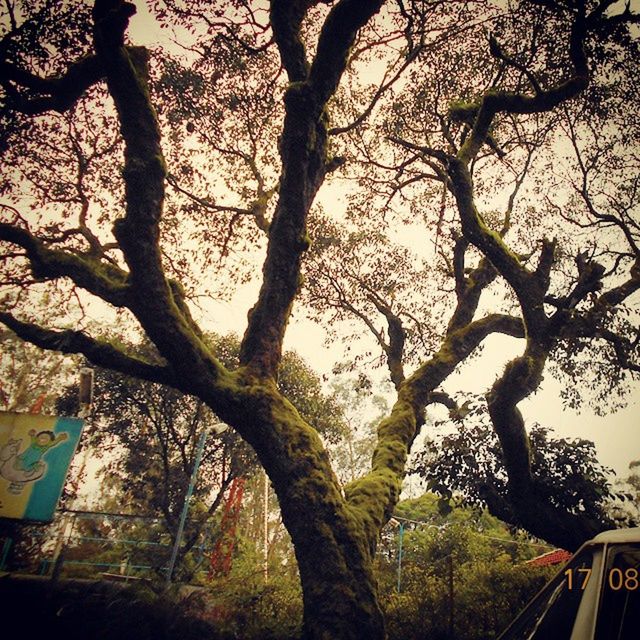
[557,263,640,373]
[0,312,179,388]
[93,2,166,289]
[344,311,524,547]
[240,0,385,376]
[91,1,226,384]
[546,251,606,313]
[456,11,588,164]
[309,0,385,106]
[410,313,525,406]
[486,340,613,550]
[598,329,640,373]
[447,157,556,338]
[446,250,498,335]
[449,1,639,176]
[597,260,640,308]
[270,0,312,82]
[452,234,469,298]
[0,55,103,114]
[475,252,638,550]
[442,3,638,543]
[0,222,130,306]
[448,160,527,282]
[426,390,457,411]
[345,235,523,534]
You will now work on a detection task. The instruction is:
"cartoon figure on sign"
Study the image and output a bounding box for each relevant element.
[0,429,68,494]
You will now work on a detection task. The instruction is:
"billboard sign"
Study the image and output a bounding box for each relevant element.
[0,412,84,522]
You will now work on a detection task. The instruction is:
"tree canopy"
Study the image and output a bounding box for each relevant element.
[1,1,639,638]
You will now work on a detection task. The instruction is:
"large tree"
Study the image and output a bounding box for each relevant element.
[1,1,639,638]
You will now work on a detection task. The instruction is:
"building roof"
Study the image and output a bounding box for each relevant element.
[525,528,640,568]
[526,549,572,567]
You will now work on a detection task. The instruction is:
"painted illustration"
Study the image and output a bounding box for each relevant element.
[0,429,69,494]
[0,412,83,522]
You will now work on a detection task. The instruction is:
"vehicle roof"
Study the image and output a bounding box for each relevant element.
[591,527,640,544]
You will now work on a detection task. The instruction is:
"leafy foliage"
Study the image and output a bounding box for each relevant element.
[412,415,616,529]
[378,495,555,640]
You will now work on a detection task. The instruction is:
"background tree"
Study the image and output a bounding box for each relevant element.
[411,398,617,533]
[56,332,347,580]
[0,295,78,412]
[324,375,390,484]
[1,1,639,638]
[609,460,640,526]
[378,494,555,640]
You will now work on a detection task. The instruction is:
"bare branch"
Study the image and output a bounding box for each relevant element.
[367,295,406,388]
[0,222,130,307]
[0,312,179,388]
[456,10,589,164]
[329,45,421,136]
[166,174,271,233]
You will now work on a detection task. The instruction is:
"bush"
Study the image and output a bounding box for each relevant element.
[0,576,222,640]
[377,521,555,640]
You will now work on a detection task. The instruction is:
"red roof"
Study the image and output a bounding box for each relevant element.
[526,549,572,567]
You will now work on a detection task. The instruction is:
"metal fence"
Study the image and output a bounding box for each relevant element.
[0,508,213,583]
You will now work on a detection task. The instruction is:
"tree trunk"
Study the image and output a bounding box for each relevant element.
[298,544,384,639]
[221,380,388,640]
[278,478,386,640]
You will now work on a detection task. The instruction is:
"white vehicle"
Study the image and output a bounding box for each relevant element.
[498,527,640,640]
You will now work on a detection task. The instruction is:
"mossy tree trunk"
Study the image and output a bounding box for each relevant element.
[261,428,386,639]
[220,378,389,639]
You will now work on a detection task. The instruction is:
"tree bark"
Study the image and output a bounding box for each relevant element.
[216,376,388,639]
[280,478,385,640]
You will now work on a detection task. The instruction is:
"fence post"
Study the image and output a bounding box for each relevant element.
[397,522,405,593]
[165,428,208,587]
[51,512,76,581]
[0,537,11,571]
